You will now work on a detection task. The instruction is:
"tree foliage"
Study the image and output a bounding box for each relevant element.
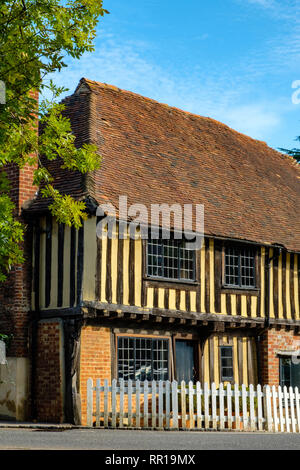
[0,0,108,281]
[279,137,300,163]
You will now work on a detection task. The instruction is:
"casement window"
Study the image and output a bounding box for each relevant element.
[117,336,169,381]
[220,346,234,382]
[224,246,256,288]
[147,238,196,281]
[279,357,300,389]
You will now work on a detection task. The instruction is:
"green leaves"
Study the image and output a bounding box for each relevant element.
[0,1,107,281]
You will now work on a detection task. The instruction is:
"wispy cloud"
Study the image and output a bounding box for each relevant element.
[48,33,285,144]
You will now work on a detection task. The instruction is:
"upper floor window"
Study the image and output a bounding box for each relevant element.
[224,246,256,288]
[147,238,196,282]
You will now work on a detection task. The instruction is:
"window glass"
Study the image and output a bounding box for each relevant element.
[117,336,169,381]
[147,238,195,281]
[225,246,255,288]
[220,346,234,381]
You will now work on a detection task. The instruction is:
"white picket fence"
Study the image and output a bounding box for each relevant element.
[86,379,300,432]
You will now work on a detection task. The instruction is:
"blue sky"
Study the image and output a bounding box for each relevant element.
[50,0,300,150]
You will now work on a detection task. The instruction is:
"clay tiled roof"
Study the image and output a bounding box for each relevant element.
[30,78,300,252]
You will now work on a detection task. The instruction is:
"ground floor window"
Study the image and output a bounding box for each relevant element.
[117,336,169,381]
[220,346,234,382]
[279,356,300,388]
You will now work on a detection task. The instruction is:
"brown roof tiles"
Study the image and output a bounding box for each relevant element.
[30,78,300,252]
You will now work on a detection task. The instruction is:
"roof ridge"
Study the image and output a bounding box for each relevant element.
[79,77,285,151]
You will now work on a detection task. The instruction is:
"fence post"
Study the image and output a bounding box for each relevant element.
[263,385,273,432]
[87,378,93,427]
[227,383,233,430]
[152,380,157,429]
[104,379,109,427]
[96,378,101,427]
[189,381,194,429]
[278,385,284,432]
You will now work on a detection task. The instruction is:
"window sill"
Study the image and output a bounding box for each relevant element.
[143,276,199,290]
[221,286,260,296]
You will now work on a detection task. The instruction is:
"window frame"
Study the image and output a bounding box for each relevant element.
[115,334,171,382]
[145,237,197,283]
[222,244,257,291]
[219,345,234,383]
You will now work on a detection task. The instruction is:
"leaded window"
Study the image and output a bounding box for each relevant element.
[224,246,256,288]
[220,346,234,381]
[280,357,300,389]
[117,336,169,381]
[147,238,195,281]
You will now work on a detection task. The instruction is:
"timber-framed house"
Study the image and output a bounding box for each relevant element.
[1,78,300,423]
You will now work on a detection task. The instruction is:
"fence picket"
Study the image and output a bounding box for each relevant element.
[87,378,93,427]
[172,381,178,429]
[181,380,186,429]
[242,384,248,431]
[111,379,117,428]
[204,382,209,429]
[220,383,225,430]
[283,386,290,432]
[249,384,255,431]
[151,380,157,429]
[212,382,217,430]
[294,387,300,433]
[96,378,101,427]
[196,382,202,429]
[158,381,164,429]
[271,385,278,433]
[104,379,109,427]
[289,386,296,433]
[234,383,240,431]
[257,384,263,431]
[166,380,171,428]
[264,385,272,432]
[227,383,233,430]
[119,379,124,428]
[144,380,149,428]
[136,380,141,428]
[189,381,194,429]
[278,385,284,432]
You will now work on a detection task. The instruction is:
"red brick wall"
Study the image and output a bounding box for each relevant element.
[35,320,65,423]
[80,326,112,425]
[260,328,300,386]
[0,89,38,357]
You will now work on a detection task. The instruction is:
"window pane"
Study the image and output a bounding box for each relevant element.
[225,246,255,288]
[118,337,169,381]
[147,238,195,281]
[220,346,233,381]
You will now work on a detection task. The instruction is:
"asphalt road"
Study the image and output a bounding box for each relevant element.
[0,428,299,450]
